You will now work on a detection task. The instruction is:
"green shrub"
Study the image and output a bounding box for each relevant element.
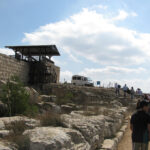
[24,105,39,117]
[1,76,38,116]
[56,92,73,105]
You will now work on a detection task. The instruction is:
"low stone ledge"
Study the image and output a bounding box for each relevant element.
[100,139,117,150]
[120,124,128,132]
[0,130,9,138]
[99,119,129,150]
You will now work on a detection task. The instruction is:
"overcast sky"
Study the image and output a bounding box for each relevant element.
[0,0,150,92]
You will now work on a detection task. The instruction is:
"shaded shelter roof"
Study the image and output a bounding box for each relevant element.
[5,45,60,56]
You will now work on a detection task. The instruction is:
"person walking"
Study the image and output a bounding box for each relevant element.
[136,88,143,97]
[115,83,119,96]
[130,100,150,150]
[118,84,121,96]
[123,84,128,97]
[131,87,135,100]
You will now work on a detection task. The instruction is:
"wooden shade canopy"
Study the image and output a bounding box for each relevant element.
[5,45,60,56]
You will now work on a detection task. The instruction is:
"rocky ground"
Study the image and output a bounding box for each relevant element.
[0,83,137,150]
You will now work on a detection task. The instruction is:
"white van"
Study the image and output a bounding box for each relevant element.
[71,75,93,86]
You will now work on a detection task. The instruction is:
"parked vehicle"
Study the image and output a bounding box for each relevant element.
[71,75,94,86]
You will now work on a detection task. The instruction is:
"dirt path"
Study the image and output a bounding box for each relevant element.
[117,122,132,150]
[117,121,150,150]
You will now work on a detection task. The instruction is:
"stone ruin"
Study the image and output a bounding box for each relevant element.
[0,45,60,86]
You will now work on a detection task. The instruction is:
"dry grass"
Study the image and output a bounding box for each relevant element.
[39,112,65,127]
[83,105,100,116]
[6,134,30,150]
[4,120,30,150]
[4,120,27,135]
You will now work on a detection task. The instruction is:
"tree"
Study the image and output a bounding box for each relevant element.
[1,76,30,116]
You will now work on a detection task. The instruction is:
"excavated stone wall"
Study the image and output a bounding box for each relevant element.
[0,53,29,83]
[0,53,60,84]
[45,62,60,83]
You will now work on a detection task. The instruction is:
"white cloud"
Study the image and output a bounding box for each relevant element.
[91,4,108,10]
[111,10,137,21]
[112,10,129,21]
[79,67,146,83]
[22,8,150,92]
[131,12,138,17]
[0,48,14,55]
[22,8,147,66]
[51,58,67,67]
[80,67,146,77]
[108,45,126,51]
[60,71,73,83]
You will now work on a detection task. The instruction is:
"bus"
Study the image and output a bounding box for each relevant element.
[71,75,94,86]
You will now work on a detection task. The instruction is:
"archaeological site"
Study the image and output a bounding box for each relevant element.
[0,45,138,150]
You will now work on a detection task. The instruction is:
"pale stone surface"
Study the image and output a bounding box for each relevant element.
[120,124,128,132]
[25,127,90,150]
[101,139,117,150]
[115,131,124,142]
[100,119,129,150]
[0,116,40,130]
[62,113,105,149]
[40,95,56,102]
[0,130,9,138]
[61,105,74,113]
[0,141,15,150]
[110,100,122,108]
[61,106,127,149]
[37,102,61,113]
[25,87,40,103]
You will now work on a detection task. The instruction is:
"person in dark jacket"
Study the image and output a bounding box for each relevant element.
[130,87,135,100]
[130,100,150,150]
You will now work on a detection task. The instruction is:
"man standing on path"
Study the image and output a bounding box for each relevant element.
[130,87,135,100]
[115,83,120,96]
[123,84,128,98]
[130,100,150,150]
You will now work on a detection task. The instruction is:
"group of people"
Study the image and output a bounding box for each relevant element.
[130,95,150,150]
[114,83,150,150]
[114,83,143,99]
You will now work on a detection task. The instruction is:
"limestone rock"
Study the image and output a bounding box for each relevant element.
[62,112,105,149]
[0,130,9,138]
[61,105,74,113]
[101,139,117,150]
[115,131,124,143]
[110,100,122,108]
[0,141,16,150]
[40,95,56,102]
[104,107,127,138]
[38,102,61,113]
[25,127,90,150]
[0,116,40,130]
[25,87,40,104]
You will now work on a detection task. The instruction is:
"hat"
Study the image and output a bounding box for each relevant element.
[139,100,149,108]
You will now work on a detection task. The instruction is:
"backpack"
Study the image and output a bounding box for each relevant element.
[127,88,131,94]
